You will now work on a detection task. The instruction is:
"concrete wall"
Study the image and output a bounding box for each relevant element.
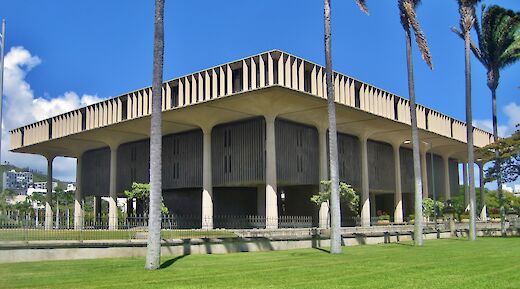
[212,118,265,187]
[276,119,319,186]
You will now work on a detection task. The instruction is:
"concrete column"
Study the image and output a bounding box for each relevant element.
[421,150,429,199]
[462,162,469,208]
[265,115,278,229]
[360,136,370,227]
[443,156,451,201]
[478,161,487,221]
[393,144,403,223]
[74,155,84,230]
[44,156,55,230]
[108,145,118,230]
[318,126,329,228]
[202,127,213,229]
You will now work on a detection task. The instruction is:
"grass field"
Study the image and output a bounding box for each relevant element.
[0,229,237,241]
[1,238,519,289]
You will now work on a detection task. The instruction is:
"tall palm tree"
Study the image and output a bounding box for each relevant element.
[323,0,368,255]
[464,5,519,236]
[398,0,432,247]
[145,0,164,270]
[453,0,481,241]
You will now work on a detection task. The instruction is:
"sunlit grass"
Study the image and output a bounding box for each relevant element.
[1,238,519,288]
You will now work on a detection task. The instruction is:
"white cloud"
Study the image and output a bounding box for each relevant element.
[472,119,508,137]
[473,101,520,138]
[1,46,105,181]
[503,102,520,134]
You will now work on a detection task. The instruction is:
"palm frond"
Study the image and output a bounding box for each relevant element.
[451,26,484,63]
[355,0,369,15]
[402,0,433,69]
[479,5,520,71]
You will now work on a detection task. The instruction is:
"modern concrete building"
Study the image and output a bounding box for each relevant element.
[2,170,33,195]
[9,50,493,230]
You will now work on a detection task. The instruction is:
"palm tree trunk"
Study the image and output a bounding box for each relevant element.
[145,0,164,270]
[323,0,342,254]
[491,86,506,236]
[405,28,424,246]
[464,29,477,241]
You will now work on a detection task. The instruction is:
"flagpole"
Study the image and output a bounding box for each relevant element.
[0,19,6,165]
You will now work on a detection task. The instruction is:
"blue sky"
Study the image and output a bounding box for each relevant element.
[1,0,519,188]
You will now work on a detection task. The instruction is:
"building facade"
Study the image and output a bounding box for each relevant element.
[2,170,33,195]
[9,50,493,230]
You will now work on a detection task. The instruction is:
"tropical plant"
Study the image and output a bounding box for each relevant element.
[397,0,433,246]
[124,182,168,215]
[145,0,165,270]
[455,4,520,237]
[449,194,466,220]
[452,0,481,241]
[27,192,45,208]
[322,0,368,254]
[311,180,359,215]
[422,197,445,221]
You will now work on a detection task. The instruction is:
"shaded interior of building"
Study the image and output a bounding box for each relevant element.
[82,117,459,228]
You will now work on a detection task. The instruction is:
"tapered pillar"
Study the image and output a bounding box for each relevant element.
[360,136,370,227]
[393,144,403,223]
[265,115,278,229]
[318,126,329,228]
[478,161,487,221]
[44,156,55,230]
[443,156,451,201]
[462,162,469,208]
[74,155,84,230]
[202,127,214,229]
[421,150,429,199]
[108,145,118,230]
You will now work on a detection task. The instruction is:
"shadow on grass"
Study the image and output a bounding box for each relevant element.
[313,247,330,254]
[160,255,186,269]
[394,242,414,247]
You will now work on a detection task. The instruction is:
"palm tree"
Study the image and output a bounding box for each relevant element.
[398,0,432,247]
[145,0,164,270]
[323,0,368,255]
[453,0,481,241]
[461,5,519,236]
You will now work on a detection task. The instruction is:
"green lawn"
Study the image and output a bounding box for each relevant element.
[1,238,519,289]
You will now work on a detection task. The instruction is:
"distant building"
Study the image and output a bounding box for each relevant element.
[514,184,520,198]
[2,170,33,195]
[31,181,58,191]
[65,183,76,192]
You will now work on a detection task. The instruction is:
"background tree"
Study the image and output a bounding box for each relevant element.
[455,4,520,237]
[124,182,168,215]
[311,180,359,215]
[478,128,520,185]
[422,197,445,222]
[146,0,164,270]
[0,189,15,212]
[322,0,368,254]
[398,0,433,246]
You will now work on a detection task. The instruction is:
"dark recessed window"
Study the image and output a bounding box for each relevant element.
[232,68,243,93]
